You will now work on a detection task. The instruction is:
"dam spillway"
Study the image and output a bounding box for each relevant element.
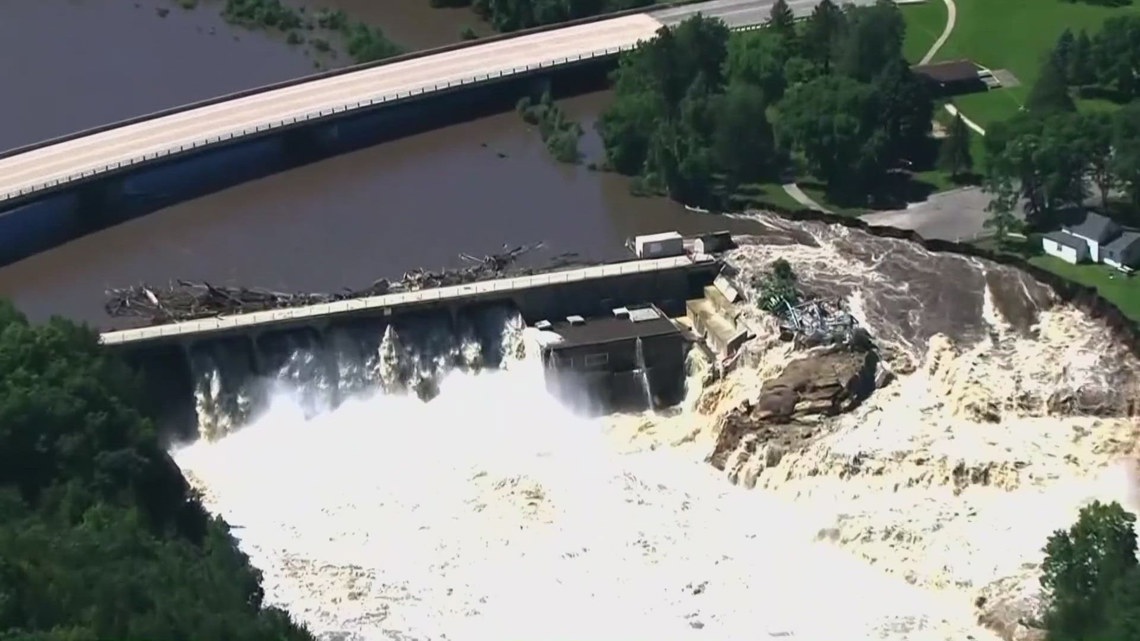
[112,233,730,436]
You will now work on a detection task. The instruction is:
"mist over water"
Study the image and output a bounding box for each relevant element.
[175,319,999,641]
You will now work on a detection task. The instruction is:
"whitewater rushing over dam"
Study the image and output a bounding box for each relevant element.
[170,214,1140,641]
[174,320,997,641]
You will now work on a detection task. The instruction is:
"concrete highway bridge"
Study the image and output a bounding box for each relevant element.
[0,0,849,211]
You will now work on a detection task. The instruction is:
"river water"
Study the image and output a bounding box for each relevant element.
[0,0,760,328]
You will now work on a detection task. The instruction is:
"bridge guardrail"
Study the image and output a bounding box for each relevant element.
[100,254,707,345]
[5,16,767,204]
[0,0,720,164]
[3,45,634,203]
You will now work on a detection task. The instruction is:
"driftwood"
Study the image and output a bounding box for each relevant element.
[104,243,600,325]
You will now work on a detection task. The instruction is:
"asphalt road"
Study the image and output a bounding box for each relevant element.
[653,0,875,28]
[859,187,995,242]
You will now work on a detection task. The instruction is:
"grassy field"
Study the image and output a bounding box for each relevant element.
[731,182,806,212]
[1030,255,1140,321]
[926,0,1140,126]
[901,0,948,63]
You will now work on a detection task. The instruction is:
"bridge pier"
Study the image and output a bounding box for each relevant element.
[281,124,343,163]
[248,332,269,377]
[75,177,128,234]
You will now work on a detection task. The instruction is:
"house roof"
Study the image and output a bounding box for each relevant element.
[911,60,979,84]
[1044,230,1088,252]
[1104,230,1140,256]
[1065,211,1120,243]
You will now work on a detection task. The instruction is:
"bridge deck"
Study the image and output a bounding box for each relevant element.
[100,254,713,346]
[0,14,662,205]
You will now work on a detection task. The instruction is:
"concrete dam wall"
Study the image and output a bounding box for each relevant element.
[117,253,722,439]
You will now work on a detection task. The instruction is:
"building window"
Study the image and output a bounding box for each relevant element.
[583,353,609,368]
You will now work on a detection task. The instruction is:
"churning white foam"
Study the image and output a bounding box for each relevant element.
[174,330,999,641]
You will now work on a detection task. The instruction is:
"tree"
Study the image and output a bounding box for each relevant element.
[755,258,800,311]
[1040,501,1138,640]
[774,74,883,200]
[1113,102,1140,207]
[767,0,797,44]
[1026,54,1076,114]
[1069,29,1096,87]
[1052,28,1076,80]
[712,81,779,192]
[834,0,907,82]
[801,0,845,73]
[1079,112,1115,210]
[1091,15,1140,100]
[938,113,973,179]
[984,113,1088,226]
[0,301,314,641]
[872,56,934,163]
[725,29,791,102]
[982,185,1023,246]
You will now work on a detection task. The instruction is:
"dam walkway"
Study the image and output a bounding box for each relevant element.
[100,253,720,347]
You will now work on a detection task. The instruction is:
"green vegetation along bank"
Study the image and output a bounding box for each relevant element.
[428,0,655,33]
[0,301,314,641]
[0,291,1133,640]
[928,0,1139,126]
[171,0,403,66]
[971,11,1140,323]
[597,0,942,212]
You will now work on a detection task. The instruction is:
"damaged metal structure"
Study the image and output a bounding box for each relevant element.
[776,298,865,347]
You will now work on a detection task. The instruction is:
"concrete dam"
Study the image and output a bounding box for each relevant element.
[112,232,745,438]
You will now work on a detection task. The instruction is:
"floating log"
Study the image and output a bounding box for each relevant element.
[104,243,599,325]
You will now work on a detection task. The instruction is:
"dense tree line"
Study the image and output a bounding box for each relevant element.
[596,0,935,208]
[1046,15,1140,103]
[429,0,653,32]
[0,302,312,641]
[983,14,1140,240]
[1037,501,1140,640]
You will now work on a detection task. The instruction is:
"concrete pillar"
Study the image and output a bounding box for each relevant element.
[75,176,127,233]
[249,332,267,376]
[312,324,341,408]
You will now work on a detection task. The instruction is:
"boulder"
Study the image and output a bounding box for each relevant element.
[708,346,879,471]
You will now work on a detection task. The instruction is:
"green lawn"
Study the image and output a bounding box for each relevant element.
[901,0,949,63]
[928,0,1140,127]
[731,182,806,212]
[1029,255,1140,322]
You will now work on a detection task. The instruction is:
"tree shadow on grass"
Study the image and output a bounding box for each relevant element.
[728,183,797,210]
[1078,86,1133,105]
[801,174,941,211]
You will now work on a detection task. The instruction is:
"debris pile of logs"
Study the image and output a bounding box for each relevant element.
[104,243,599,325]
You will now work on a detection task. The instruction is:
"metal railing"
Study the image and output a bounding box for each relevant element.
[2,46,634,203]
[99,254,708,345]
[3,17,767,204]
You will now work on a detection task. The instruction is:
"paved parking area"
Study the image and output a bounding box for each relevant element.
[859,187,997,242]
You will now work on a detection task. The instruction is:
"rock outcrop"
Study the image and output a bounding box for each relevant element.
[707,345,879,474]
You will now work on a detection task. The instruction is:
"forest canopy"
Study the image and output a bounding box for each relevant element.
[0,301,311,641]
[596,0,934,209]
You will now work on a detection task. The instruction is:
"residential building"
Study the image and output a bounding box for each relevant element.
[1041,211,1140,271]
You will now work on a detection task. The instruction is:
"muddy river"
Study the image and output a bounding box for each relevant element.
[0,0,756,328]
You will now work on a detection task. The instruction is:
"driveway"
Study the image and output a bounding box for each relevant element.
[859,187,993,242]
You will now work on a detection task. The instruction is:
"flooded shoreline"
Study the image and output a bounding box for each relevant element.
[0,1,761,328]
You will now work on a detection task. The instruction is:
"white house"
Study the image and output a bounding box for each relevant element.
[1041,212,1140,271]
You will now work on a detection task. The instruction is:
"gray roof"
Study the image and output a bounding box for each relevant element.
[1104,230,1140,256]
[1044,231,1088,252]
[1065,212,1120,243]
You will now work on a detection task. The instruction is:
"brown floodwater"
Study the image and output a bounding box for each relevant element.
[0,1,763,330]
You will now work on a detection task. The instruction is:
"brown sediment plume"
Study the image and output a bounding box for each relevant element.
[607,223,1140,641]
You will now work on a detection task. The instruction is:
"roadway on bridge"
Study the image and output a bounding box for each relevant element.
[0,0,838,207]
